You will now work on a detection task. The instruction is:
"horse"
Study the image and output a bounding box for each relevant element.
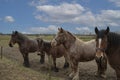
[51,28,107,80]
[37,38,69,72]
[95,27,120,80]
[9,31,45,67]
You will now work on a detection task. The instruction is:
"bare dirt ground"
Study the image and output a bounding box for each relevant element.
[2,46,117,80]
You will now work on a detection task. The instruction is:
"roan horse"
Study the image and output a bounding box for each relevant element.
[51,28,107,80]
[37,38,69,72]
[95,27,120,80]
[9,31,45,67]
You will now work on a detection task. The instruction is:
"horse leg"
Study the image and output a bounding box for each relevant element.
[63,57,69,69]
[23,53,30,67]
[115,67,120,80]
[72,60,79,80]
[69,59,78,79]
[40,51,45,64]
[52,57,59,72]
[95,56,107,78]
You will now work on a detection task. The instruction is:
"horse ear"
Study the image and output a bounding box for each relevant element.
[15,31,18,34]
[105,26,110,35]
[95,27,99,34]
[37,38,43,44]
[58,27,63,32]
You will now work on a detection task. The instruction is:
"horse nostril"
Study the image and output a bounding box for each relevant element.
[95,56,102,63]
[9,43,13,47]
[100,56,103,60]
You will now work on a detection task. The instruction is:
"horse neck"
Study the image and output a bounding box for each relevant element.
[106,33,120,55]
[16,35,29,46]
[63,35,76,49]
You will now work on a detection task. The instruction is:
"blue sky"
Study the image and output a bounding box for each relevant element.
[0,0,120,34]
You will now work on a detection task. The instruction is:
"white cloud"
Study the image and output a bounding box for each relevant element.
[96,10,120,26]
[109,0,120,7]
[30,25,58,34]
[4,16,15,23]
[36,3,85,16]
[33,2,120,28]
[21,32,31,34]
[72,11,96,25]
[75,27,91,34]
[76,27,90,32]
[35,3,85,23]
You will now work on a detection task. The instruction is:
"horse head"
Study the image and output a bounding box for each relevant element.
[9,31,19,47]
[51,28,68,47]
[95,27,110,60]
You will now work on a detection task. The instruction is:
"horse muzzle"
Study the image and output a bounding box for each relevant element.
[95,56,103,63]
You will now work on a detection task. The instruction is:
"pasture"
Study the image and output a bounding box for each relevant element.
[0,35,116,80]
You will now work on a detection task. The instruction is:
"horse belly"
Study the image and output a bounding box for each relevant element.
[29,46,38,52]
[52,51,63,58]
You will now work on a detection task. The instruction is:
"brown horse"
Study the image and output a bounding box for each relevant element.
[95,27,120,80]
[37,38,69,72]
[9,31,45,67]
[51,28,107,80]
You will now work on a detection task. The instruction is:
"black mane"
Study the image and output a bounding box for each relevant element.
[108,32,120,47]
[66,31,76,40]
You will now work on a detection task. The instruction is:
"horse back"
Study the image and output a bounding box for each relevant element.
[26,39,38,52]
[69,39,96,61]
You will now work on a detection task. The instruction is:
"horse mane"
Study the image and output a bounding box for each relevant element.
[66,31,76,40]
[108,32,120,46]
[16,32,29,41]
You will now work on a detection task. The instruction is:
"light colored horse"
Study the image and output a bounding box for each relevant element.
[51,28,107,80]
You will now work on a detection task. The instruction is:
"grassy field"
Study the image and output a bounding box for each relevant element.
[0,35,64,80]
[0,35,116,80]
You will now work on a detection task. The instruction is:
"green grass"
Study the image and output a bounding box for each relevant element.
[0,35,10,47]
[0,57,63,80]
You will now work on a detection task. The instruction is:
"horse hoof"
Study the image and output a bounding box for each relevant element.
[100,74,106,79]
[95,72,99,77]
[63,63,69,69]
[23,63,30,68]
[54,68,59,72]
[40,60,44,64]
[66,77,72,80]
[51,67,59,72]
[95,73,106,79]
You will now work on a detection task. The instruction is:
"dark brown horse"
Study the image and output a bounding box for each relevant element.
[51,28,107,80]
[37,38,69,72]
[95,27,120,80]
[9,31,45,67]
